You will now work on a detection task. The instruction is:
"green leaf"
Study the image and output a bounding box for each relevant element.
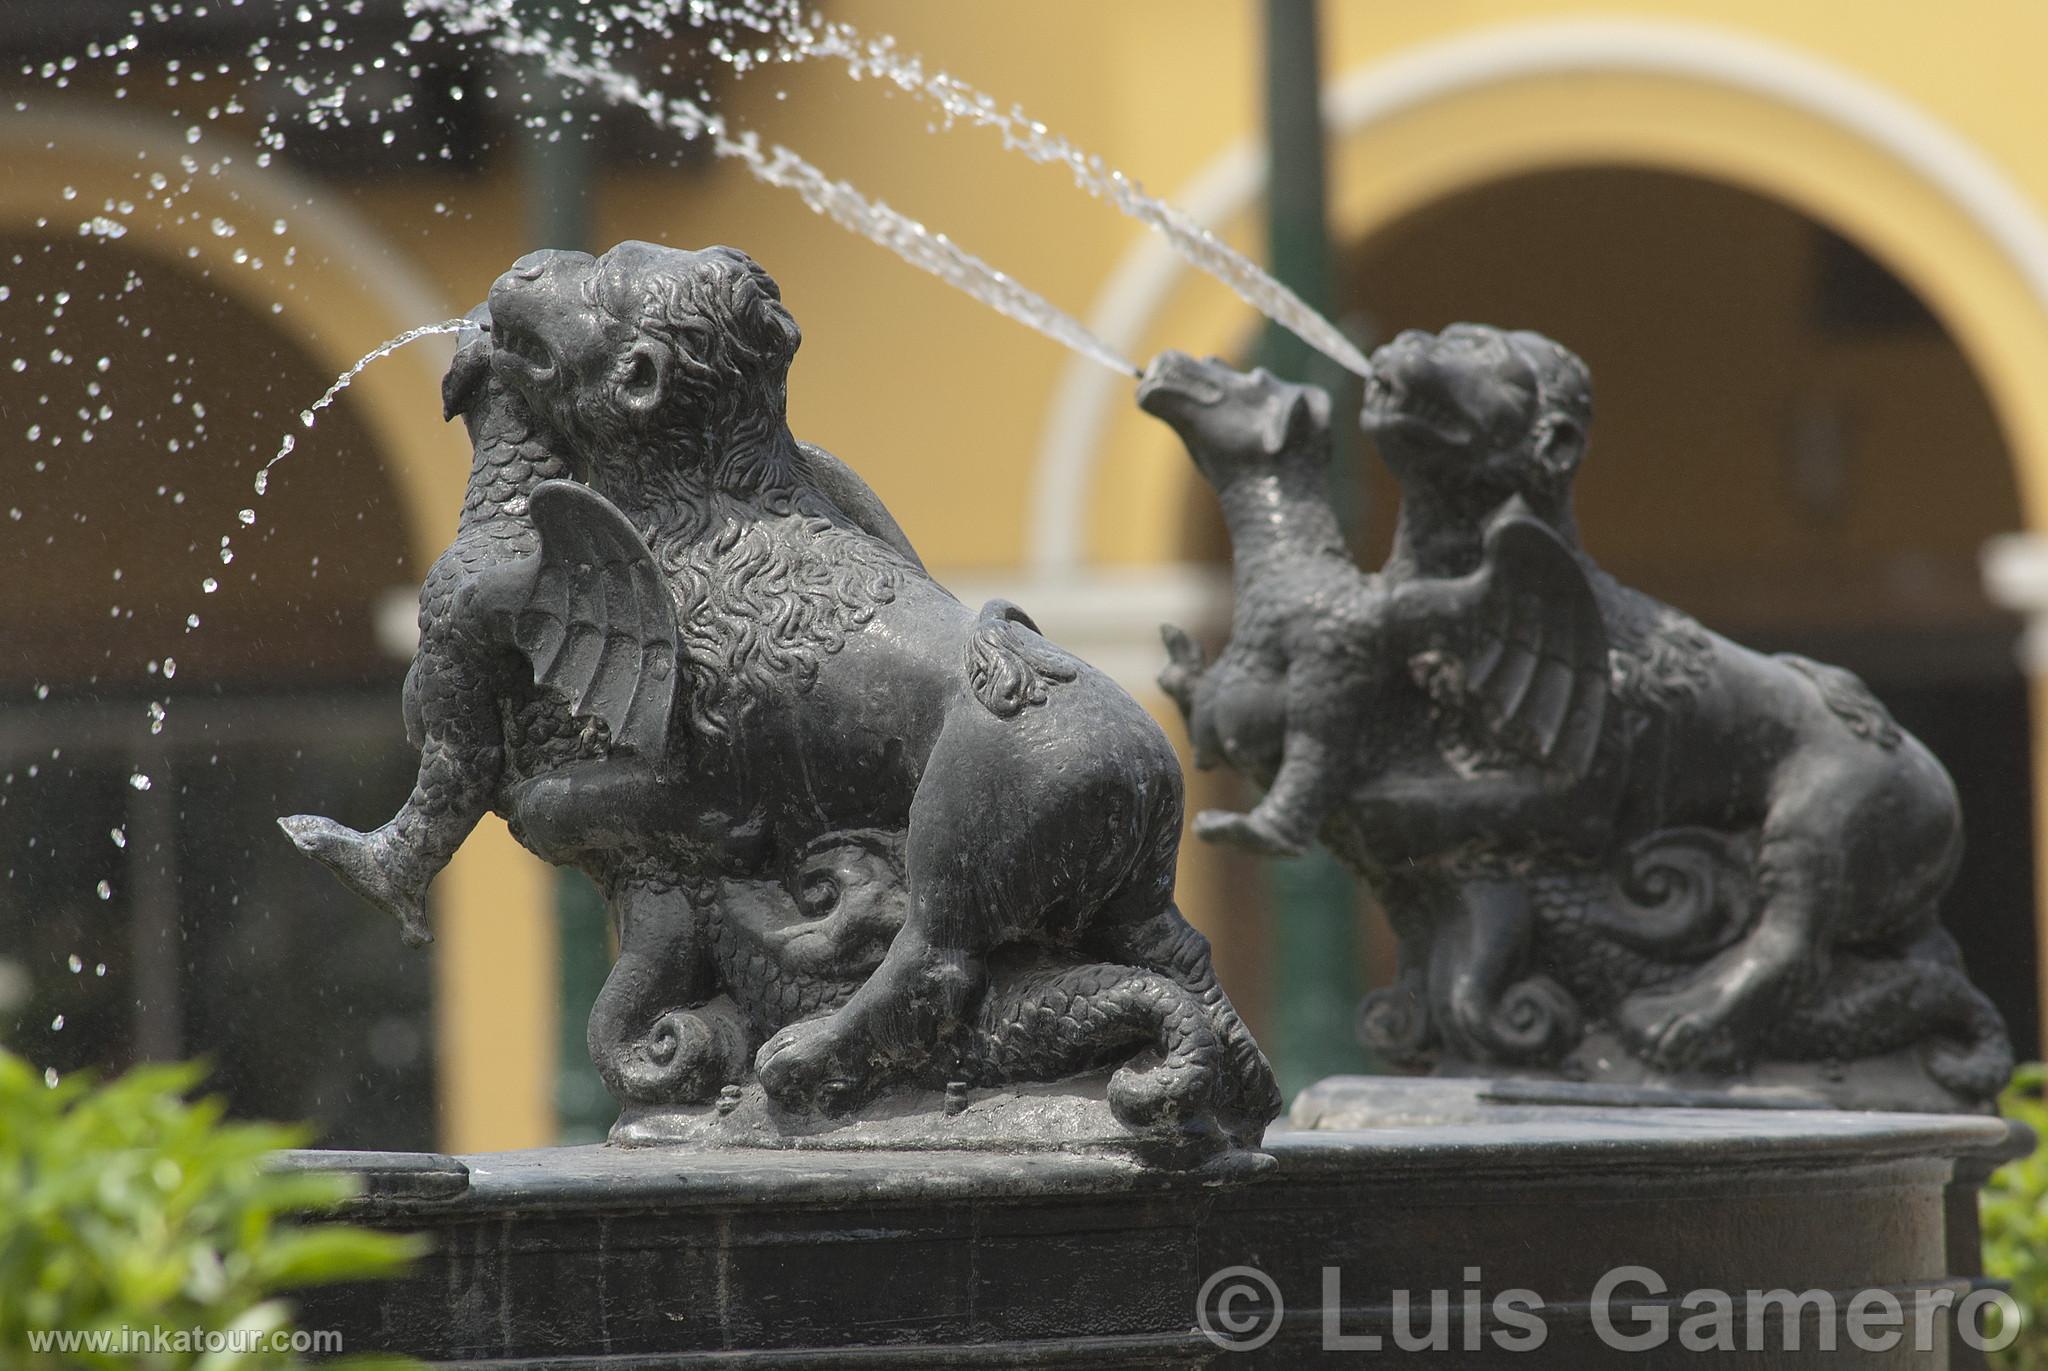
[253,1227,429,1289]
[0,1047,422,1370]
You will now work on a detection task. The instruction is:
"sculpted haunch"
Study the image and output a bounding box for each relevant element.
[1146,326,2010,1111]
[286,241,1280,1152]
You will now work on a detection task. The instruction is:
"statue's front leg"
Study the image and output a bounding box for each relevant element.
[1617,829,1830,1069]
[279,639,508,946]
[1195,659,1363,856]
[756,922,985,1115]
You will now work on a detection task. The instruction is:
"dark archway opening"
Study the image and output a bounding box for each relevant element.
[0,235,441,1145]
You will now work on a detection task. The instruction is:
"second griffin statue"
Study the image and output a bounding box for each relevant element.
[284,242,1280,1153]
[1142,326,2011,1112]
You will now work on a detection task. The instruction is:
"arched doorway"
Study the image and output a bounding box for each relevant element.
[0,111,558,1150]
[0,232,440,1145]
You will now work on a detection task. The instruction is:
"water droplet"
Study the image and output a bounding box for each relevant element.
[95,879,111,900]
[161,657,176,679]
[67,954,82,973]
[34,683,48,700]
[128,772,151,791]
[238,508,255,525]
[185,614,200,629]
[253,469,269,495]
[44,1067,58,1088]
[110,826,126,848]
[50,1013,64,1031]
[94,963,106,977]
[202,577,218,594]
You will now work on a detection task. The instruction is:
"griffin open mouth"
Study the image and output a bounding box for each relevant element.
[1364,369,1473,445]
[1137,351,1226,415]
[488,319,558,385]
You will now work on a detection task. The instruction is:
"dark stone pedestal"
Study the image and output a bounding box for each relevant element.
[290,1079,2023,1368]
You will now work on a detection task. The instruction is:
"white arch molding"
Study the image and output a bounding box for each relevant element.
[0,106,468,566]
[1027,15,2048,573]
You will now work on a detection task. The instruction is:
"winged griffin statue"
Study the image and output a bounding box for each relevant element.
[283,242,1280,1157]
[1141,326,2010,1112]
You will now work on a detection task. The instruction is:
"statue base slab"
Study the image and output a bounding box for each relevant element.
[611,1075,1236,1169]
[1426,1026,1988,1114]
[290,1077,2024,1368]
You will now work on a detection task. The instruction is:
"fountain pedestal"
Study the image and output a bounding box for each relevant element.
[290,1079,2022,1368]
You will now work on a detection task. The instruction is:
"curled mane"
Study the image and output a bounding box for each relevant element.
[658,491,904,744]
[570,245,910,743]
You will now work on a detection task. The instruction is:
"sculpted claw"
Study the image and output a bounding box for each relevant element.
[755,1015,876,1116]
[1617,987,1726,1070]
[1193,808,1305,857]
[277,814,433,947]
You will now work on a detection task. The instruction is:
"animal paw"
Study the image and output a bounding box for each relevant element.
[754,1015,877,1116]
[277,815,433,947]
[1156,623,1206,715]
[1615,984,1734,1071]
[1193,808,1306,857]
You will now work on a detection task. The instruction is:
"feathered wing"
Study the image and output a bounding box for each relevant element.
[514,479,678,758]
[1411,497,1609,776]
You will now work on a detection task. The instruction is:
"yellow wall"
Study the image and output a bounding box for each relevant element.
[315,3,2048,577]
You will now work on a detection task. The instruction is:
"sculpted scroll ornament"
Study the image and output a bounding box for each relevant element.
[284,241,1281,1156]
[1144,327,2011,1112]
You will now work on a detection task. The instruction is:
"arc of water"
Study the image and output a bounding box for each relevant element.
[408,0,1137,378]
[254,318,473,496]
[622,0,1374,379]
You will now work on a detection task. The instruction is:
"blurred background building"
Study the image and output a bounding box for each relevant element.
[4,1,2047,1150]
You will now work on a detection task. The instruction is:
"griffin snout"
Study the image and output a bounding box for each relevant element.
[1364,328,1489,446]
[486,249,599,390]
[1137,350,1230,419]
[1139,351,1322,467]
[441,301,496,421]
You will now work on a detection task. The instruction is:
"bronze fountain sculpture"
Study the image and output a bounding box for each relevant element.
[1143,325,2012,1112]
[282,240,1281,1156]
[272,247,2022,1366]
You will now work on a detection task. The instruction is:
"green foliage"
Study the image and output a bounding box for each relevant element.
[1986,1062,2048,1368]
[0,1049,424,1370]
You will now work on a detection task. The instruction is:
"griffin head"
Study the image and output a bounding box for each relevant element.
[1137,350,1333,486]
[484,240,802,490]
[1363,324,1592,521]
